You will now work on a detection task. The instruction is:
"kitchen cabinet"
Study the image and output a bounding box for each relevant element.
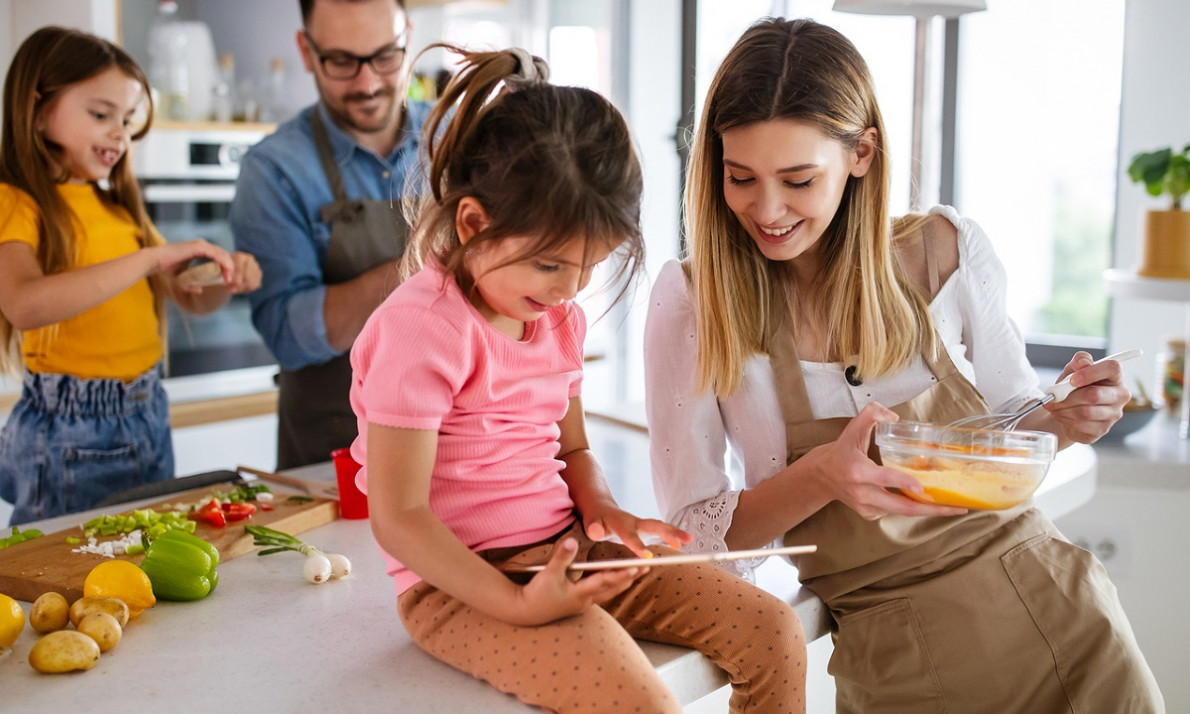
[171,413,278,474]
[164,367,280,472]
[1059,416,1190,712]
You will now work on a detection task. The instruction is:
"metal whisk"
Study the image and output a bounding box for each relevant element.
[948,349,1142,431]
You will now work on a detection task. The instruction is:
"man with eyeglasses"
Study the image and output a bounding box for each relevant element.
[231,0,429,469]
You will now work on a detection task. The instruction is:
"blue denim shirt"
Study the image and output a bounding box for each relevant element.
[230,100,431,370]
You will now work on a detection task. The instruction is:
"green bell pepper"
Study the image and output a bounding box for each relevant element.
[156,528,220,594]
[139,530,220,601]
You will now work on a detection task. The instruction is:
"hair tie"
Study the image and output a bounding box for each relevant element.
[504,48,549,91]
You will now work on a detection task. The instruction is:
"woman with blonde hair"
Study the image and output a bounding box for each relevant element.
[646,17,1163,712]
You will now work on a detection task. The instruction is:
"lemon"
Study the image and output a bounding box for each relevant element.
[0,593,25,648]
[83,560,156,619]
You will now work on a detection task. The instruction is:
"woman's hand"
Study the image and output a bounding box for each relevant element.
[803,403,968,521]
[583,505,692,559]
[512,537,644,626]
[1043,351,1130,443]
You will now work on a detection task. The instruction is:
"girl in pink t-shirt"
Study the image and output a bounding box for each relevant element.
[350,44,806,713]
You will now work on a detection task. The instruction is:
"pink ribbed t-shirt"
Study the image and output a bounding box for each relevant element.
[349,261,583,593]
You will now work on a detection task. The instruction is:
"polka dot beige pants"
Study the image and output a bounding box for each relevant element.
[398,527,806,714]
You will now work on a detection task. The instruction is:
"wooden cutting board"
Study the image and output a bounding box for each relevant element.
[0,482,338,603]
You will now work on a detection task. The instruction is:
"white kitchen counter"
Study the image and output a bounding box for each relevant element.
[1092,414,1190,490]
[2,421,1096,712]
[160,365,278,404]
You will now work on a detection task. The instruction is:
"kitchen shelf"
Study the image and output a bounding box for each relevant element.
[1104,269,1190,301]
[1105,269,1190,438]
[151,120,277,134]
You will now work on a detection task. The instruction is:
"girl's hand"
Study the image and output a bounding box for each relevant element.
[152,239,236,293]
[584,508,692,559]
[804,402,968,521]
[514,537,643,625]
[1044,351,1130,443]
[224,252,262,294]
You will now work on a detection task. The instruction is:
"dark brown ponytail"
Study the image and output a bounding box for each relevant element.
[403,44,644,306]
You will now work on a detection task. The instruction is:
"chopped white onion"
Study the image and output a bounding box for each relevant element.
[71,529,142,558]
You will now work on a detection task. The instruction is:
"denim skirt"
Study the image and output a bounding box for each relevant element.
[0,365,173,526]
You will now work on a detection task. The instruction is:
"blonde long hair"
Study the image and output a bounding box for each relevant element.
[686,18,936,396]
[0,26,162,375]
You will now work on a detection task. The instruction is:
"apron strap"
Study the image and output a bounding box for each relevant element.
[767,290,817,426]
[922,219,941,298]
[310,107,350,203]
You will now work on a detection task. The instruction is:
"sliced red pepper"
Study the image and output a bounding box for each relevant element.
[258,503,274,512]
[221,502,257,521]
[188,498,227,528]
[199,508,226,527]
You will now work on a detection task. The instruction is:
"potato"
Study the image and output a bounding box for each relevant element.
[76,612,122,652]
[30,592,70,633]
[68,596,129,628]
[28,630,101,673]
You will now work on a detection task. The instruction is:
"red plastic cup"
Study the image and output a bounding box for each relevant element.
[331,448,368,519]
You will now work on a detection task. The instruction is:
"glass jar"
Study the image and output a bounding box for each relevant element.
[1158,337,1185,416]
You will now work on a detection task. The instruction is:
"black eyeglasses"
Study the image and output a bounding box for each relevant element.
[303,31,407,80]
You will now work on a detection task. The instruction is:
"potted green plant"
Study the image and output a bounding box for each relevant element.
[1128,144,1190,279]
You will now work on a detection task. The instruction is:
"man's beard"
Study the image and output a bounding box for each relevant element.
[334,86,399,133]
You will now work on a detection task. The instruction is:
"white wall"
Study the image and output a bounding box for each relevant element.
[9,0,117,43]
[1109,0,1189,385]
[0,0,12,74]
[2,0,117,74]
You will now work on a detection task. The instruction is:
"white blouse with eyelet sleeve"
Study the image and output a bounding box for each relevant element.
[643,206,1041,580]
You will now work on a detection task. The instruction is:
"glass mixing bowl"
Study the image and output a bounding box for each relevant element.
[874,421,1058,510]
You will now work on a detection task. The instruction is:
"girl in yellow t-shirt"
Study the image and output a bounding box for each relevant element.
[0,27,261,525]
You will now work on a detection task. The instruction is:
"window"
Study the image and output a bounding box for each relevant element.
[955,0,1124,358]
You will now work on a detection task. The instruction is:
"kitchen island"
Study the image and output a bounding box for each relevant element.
[2,419,1097,712]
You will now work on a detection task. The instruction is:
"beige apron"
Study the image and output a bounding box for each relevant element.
[764,226,1163,712]
[275,108,409,469]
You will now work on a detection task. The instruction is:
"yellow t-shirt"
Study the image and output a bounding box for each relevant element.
[0,182,161,381]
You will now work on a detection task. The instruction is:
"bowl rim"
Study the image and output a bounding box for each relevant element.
[874,419,1057,461]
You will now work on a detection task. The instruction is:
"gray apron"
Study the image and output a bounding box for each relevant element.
[763,224,1163,712]
[275,108,409,469]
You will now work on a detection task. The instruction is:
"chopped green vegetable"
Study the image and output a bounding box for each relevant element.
[287,495,314,504]
[65,536,81,545]
[82,508,193,540]
[0,525,44,549]
[210,483,273,504]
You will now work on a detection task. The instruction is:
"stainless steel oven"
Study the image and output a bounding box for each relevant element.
[133,125,276,377]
